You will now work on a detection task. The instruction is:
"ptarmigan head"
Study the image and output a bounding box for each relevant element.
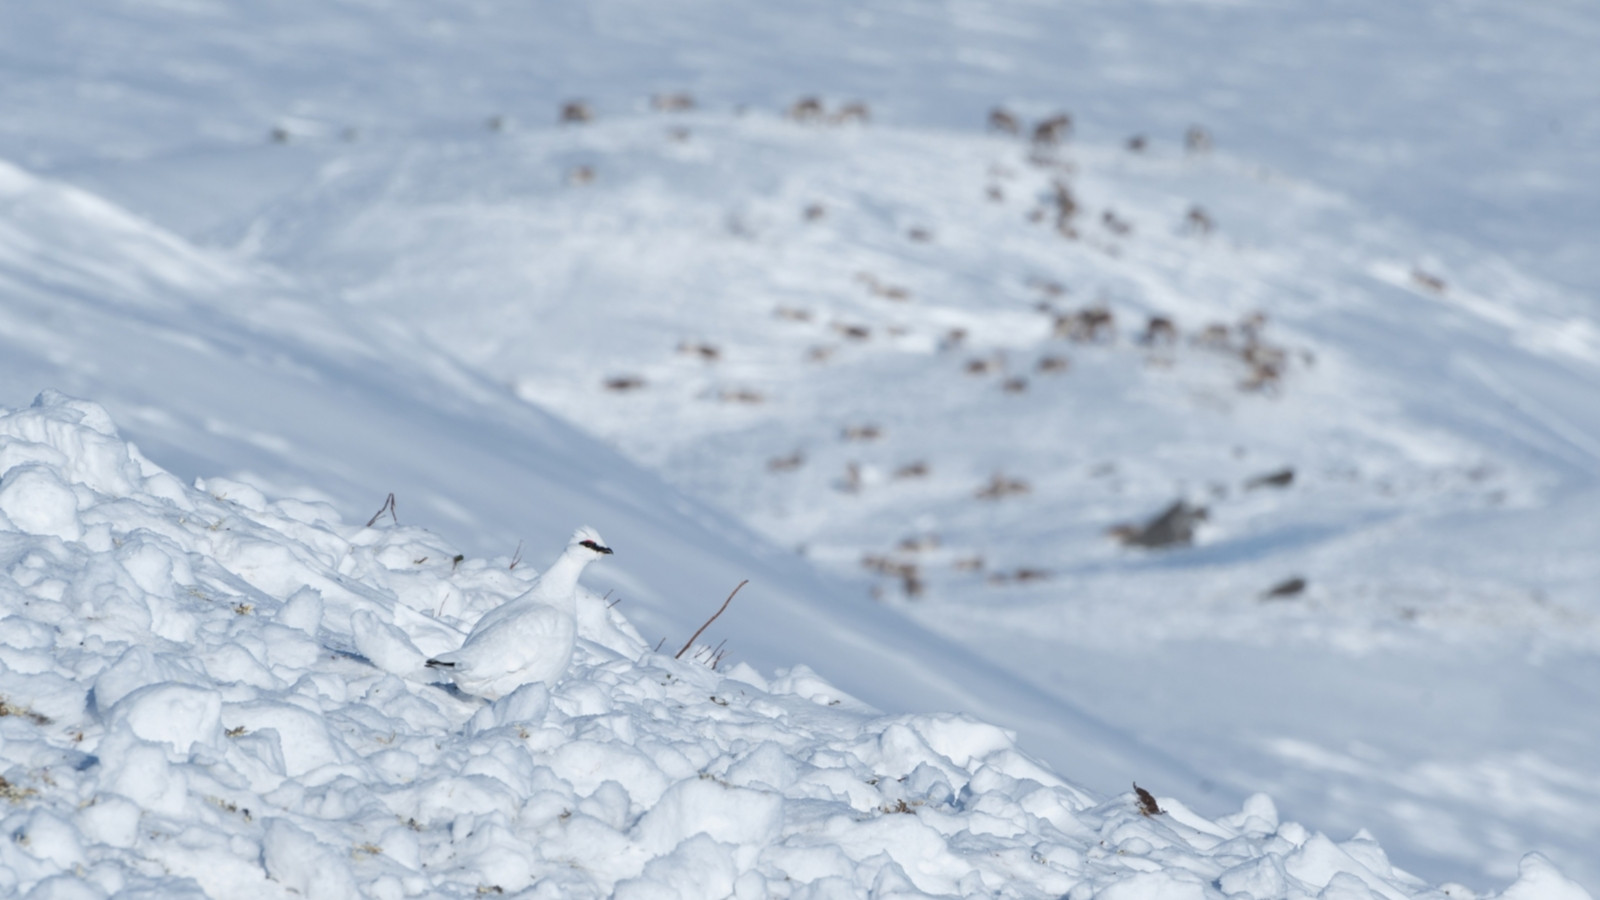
[570,525,614,557]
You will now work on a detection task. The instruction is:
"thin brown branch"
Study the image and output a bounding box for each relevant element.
[365,492,397,527]
[676,580,748,660]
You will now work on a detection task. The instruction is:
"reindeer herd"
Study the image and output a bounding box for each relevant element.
[558,90,1313,600]
[265,89,1311,602]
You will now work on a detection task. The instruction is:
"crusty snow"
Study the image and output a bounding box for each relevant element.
[1,1,1598,897]
[8,392,1563,899]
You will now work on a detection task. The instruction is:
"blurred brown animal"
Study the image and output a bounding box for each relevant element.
[651,92,695,112]
[677,341,721,362]
[975,473,1031,500]
[1140,316,1178,346]
[894,461,930,480]
[1055,307,1115,342]
[1033,114,1072,145]
[768,451,805,472]
[1412,268,1447,293]
[789,96,824,122]
[833,101,870,124]
[988,107,1021,135]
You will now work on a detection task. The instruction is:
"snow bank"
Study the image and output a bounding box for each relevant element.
[0,392,1579,899]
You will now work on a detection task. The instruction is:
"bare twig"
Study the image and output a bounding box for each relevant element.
[508,540,524,570]
[365,493,398,527]
[676,580,748,659]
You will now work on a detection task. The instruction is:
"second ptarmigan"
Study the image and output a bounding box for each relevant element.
[426,526,613,699]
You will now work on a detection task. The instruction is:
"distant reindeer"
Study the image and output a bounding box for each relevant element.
[1051,181,1080,231]
[676,341,721,362]
[603,375,644,392]
[1035,355,1071,374]
[561,100,594,124]
[1101,210,1133,236]
[718,388,765,404]
[841,424,883,442]
[1195,322,1232,349]
[789,96,825,122]
[1054,306,1115,342]
[894,461,930,480]
[988,107,1021,135]
[1411,268,1447,293]
[1139,315,1178,346]
[767,451,805,473]
[832,101,870,124]
[651,92,696,112]
[975,473,1031,500]
[1033,113,1072,145]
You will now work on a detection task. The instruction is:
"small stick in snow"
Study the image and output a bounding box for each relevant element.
[508,541,524,570]
[676,580,748,660]
[365,492,398,527]
[1134,783,1163,817]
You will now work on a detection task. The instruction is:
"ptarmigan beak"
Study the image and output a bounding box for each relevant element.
[579,539,613,555]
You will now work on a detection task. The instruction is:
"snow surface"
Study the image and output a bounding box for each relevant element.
[1,0,1597,895]
[8,392,1571,899]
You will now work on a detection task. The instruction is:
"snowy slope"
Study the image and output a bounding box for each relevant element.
[0,393,1584,899]
[220,89,1600,890]
[0,155,1215,808]
[2,0,1598,894]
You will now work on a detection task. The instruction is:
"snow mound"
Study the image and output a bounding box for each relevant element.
[0,392,1578,899]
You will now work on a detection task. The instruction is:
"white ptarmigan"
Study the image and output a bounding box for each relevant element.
[425,526,613,699]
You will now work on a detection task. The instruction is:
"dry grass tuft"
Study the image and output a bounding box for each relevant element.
[1134,783,1164,816]
[0,697,51,726]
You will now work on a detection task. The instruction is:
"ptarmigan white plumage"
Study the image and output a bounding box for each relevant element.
[425,526,612,699]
